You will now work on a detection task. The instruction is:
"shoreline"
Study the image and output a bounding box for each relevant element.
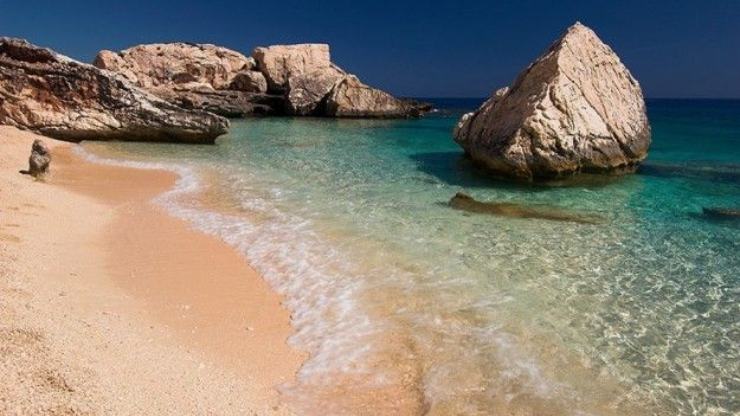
[0,126,304,414]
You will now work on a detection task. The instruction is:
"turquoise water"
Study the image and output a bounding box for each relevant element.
[83,99,739,415]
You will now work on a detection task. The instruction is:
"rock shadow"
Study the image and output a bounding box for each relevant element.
[409,151,630,190]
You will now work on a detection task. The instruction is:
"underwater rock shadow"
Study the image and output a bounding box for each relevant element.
[638,162,740,184]
[409,152,633,190]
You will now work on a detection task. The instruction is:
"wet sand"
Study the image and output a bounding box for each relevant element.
[0,126,304,414]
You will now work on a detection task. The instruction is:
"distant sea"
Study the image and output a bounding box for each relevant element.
[82,98,739,415]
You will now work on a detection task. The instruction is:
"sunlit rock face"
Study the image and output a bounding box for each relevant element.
[0,38,228,143]
[454,22,651,180]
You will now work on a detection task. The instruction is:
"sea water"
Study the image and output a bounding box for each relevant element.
[81,99,739,415]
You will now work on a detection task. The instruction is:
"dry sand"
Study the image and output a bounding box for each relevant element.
[0,126,304,415]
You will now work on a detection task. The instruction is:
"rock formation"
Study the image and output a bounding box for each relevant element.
[94,43,274,117]
[93,41,429,119]
[252,44,346,115]
[252,43,429,117]
[324,75,417,118]
[0,38,228,143]
[454,22,651,180]
[252,44,336,93]
[94,43,253,89]
[28,139,50,177]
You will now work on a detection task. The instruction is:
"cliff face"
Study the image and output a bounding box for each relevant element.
[0,38,228,143]
[454,23,651,180]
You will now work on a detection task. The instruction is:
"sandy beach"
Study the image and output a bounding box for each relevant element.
[0,126,304,415]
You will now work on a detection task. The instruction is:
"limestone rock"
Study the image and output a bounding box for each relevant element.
[93,43,252,89]
[156,86,280,117]
[228,70,268,93]
[324,75,413,118]
[285,67,345,115]
[252,44,337,93]
[0,38,228,143]
[28,139,50,177]
[92,43,283,117]
[453,23,651,180]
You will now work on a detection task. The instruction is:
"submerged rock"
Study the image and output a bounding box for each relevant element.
[454,22,650,180]
[703,207,740,219]
[28,139,50,177]
[449,192,603,224]
[0,38,228,143]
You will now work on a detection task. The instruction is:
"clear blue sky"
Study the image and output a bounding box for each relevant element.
[1,0,738,98]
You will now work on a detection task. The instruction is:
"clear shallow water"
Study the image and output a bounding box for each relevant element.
[83,99,739,415]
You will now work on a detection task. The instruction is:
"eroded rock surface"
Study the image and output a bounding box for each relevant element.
[253,43,428,117]
[324,75,413,118]
[94,43,252,89]
[93,43,280,117]
[454,22,651,180]
[252,44,337,93]
[0,38,228,143]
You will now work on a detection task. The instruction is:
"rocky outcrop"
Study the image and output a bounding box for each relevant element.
[28,139,50,177]
[152,82,279,117]
[252,43,429,117]
[252,44,346,115]
[252,44,337,93]
[92,41,428,119]
[93,43,279,117]
[324,75,416,118]
[0,38,228,143]
[227,70,268,93]
[454,23,651,180]
[94,43,252,89]
[286,67,346,115]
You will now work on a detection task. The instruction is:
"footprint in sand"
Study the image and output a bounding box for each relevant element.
[0,234,21,243]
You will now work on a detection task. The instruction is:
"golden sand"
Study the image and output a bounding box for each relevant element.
[0,126,304,415]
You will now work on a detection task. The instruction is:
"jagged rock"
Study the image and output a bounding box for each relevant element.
[253,44,428,118]
[324,75,417,118]
[228,70,268,93]
[93,43,252,89]
[252,44,338,93]
[92,43,280,117]
[286,68,345,115]
[0,38,228,143]
[156,86,280,117]
[449,192,603,224]
[28,139,50,177]
[454,23,651,180]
